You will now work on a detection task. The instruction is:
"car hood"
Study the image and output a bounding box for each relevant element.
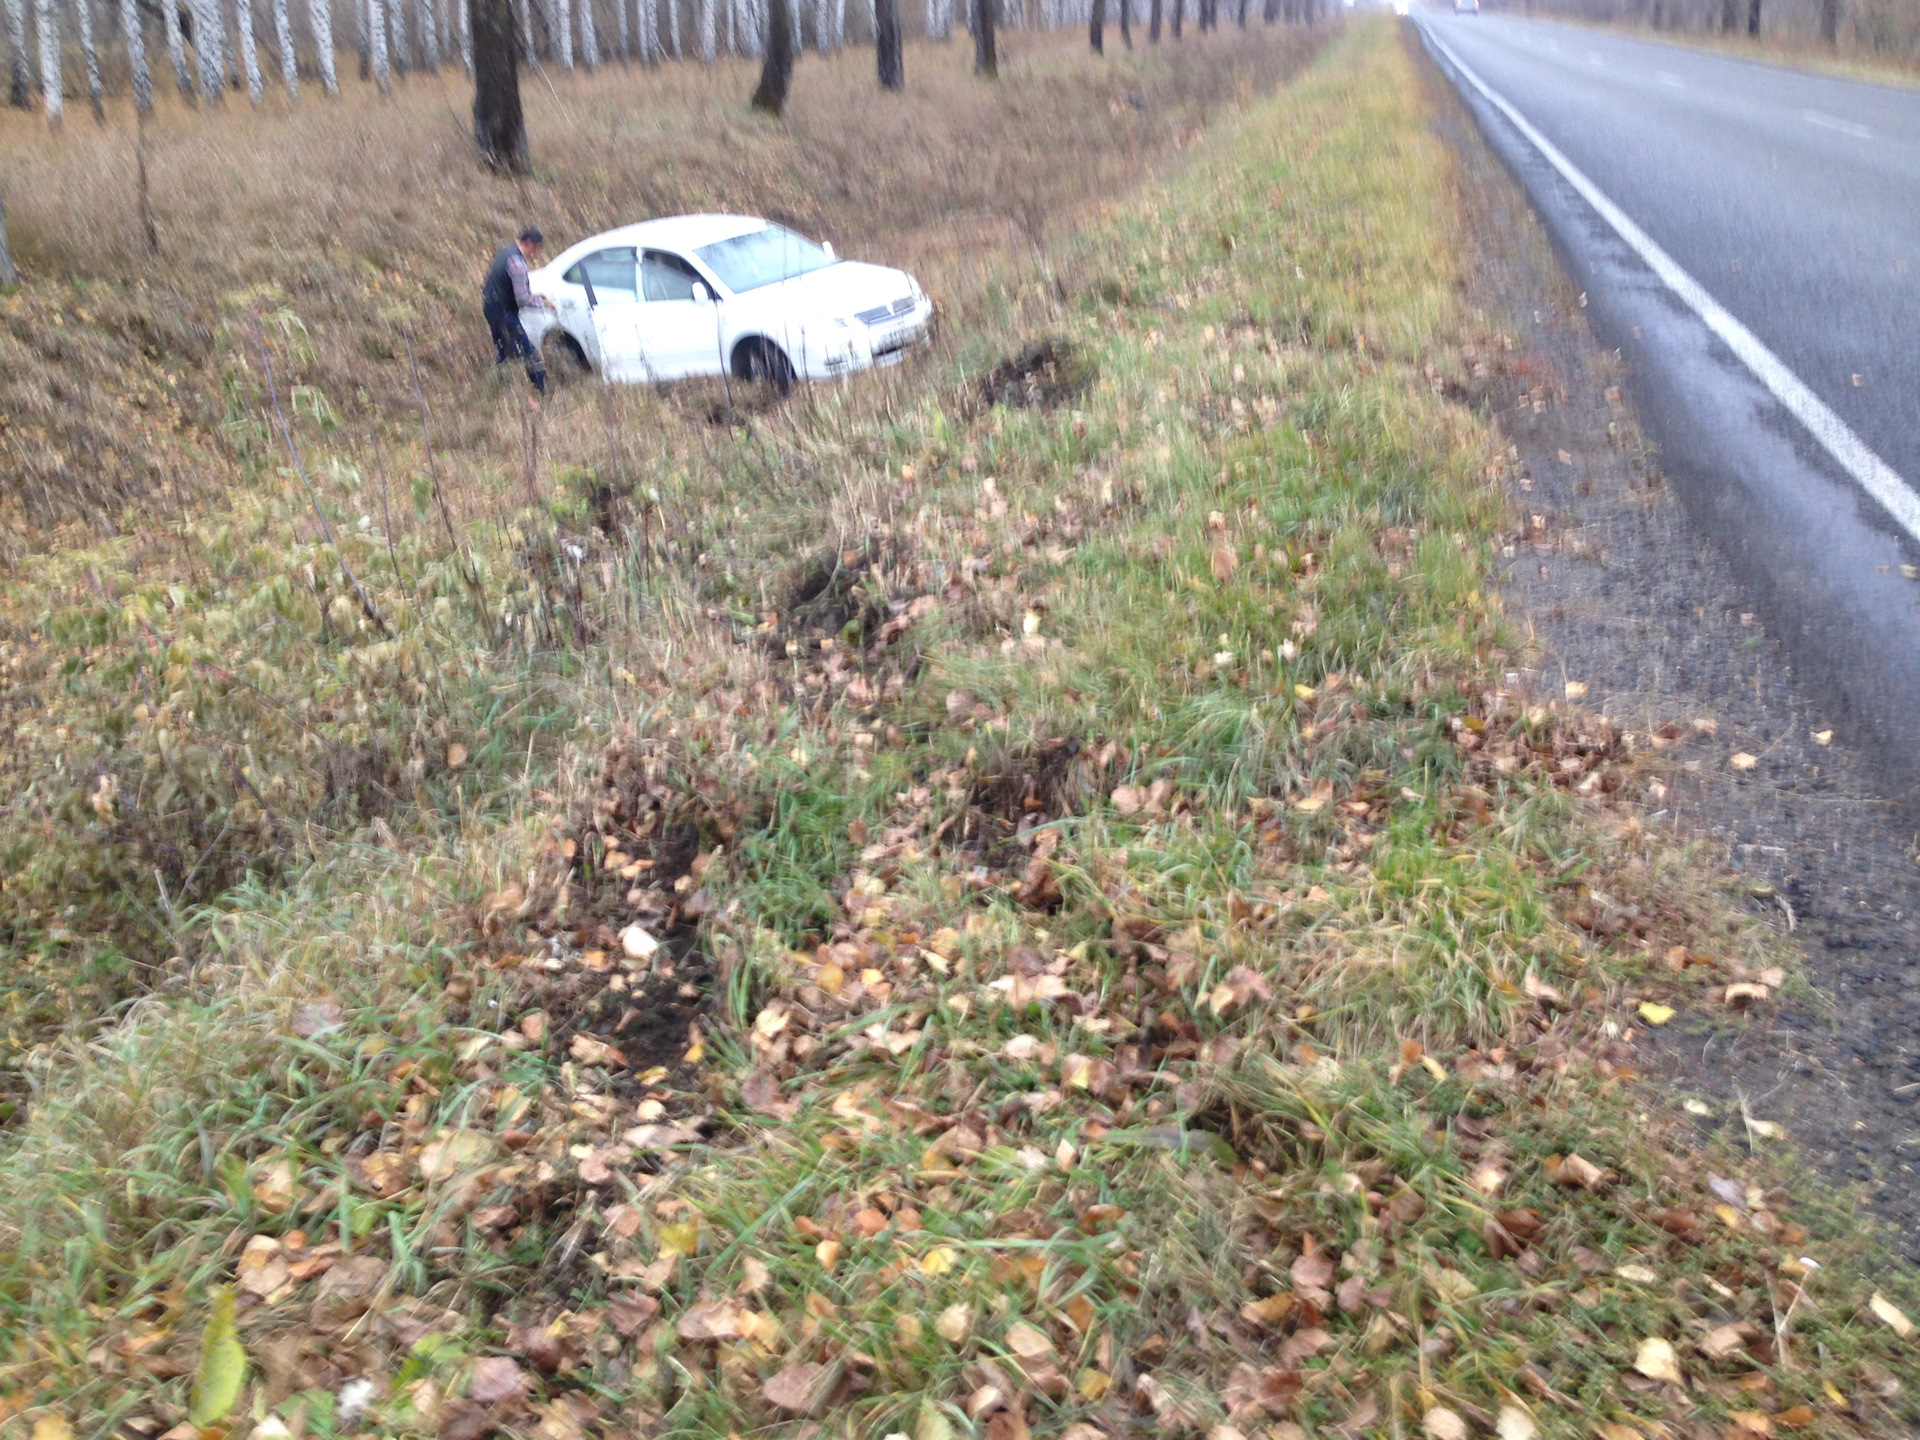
[735,260,916,314]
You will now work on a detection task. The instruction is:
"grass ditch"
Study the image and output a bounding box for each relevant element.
[4,17,1920,1440]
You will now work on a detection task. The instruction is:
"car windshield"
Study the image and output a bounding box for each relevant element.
[694,225,837,294]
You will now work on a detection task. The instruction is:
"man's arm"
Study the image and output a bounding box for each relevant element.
[508,253,537,310]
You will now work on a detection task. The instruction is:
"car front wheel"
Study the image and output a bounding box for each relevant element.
[733,338,794,397]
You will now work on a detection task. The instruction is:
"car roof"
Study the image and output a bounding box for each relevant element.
[550,214,770,266]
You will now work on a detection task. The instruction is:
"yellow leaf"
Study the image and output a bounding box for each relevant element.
[1423,1408,1467,1440]
[189,1286,248,1427]
[1078,1369,1113,1402]
[683,1041,705,1064]
[920,1246,958,1276]
[1812,730,1833,746]
[1730,752,1758,771]
[31,1418,74,1440]
[815,1240,842,1270]
[659,1219,701,1257]
[1871,1292,1914,1339]
[1564,681,1588,700]
[1495,1407,1536,1440]
[916,1400,957,1440]
[1005,1321,1054,1358]
[1632,1336,1683,1385]
[1637,1001,1675,1026]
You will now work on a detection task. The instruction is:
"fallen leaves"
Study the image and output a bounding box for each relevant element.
[1731,752,1759,771]
[187,1288,247,1427]
[1636,1001,1675,1026]
[1870,1292,1914,1339]
[762,1361,831,1415]
[1633,1335,1685,1385]
[1422,1407,1467,1440]
[468,1355,528,1405]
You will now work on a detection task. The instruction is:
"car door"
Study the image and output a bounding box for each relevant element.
[637,250,727,379]
[570,247,649,381]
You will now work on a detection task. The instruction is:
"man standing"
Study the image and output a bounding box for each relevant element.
[484,227,556,407]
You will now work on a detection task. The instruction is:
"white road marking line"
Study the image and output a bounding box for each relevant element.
[1656,70,1685,87]
[1424,26,1920,548]
[1804,108,1873,139]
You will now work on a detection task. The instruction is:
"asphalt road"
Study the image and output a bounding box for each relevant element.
[1416,14,1920,805]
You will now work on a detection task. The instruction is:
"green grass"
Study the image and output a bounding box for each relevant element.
[3,18,1919,1440]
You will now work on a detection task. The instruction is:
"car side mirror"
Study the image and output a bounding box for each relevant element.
[692,283,711,304]
[822,242,836,260]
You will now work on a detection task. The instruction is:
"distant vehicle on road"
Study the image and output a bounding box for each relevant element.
[1453,0,1480,13]
[521,214,933,390]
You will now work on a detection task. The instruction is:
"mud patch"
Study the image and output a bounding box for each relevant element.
[974,338,1096,413]
[957,735,1095,872]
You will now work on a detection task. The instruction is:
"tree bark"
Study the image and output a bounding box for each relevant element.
[749,0,785,108]
[579,0,595,64]
[1235,0,1245,26]
[1818,0,1837,41]
[366,0,387,85]
[1086,0,1099,49]
[356,0,367,74]
[968,0,988,72]
[457,0,470,67]
[695,0,708,54]
[874,0,898,83]
[5,0,27,107]
[1146,0,1156,39]
[0,189,16,287]
[1168,0,1178,37]
[233,0,259,96]
[666,0,677,55]
[418,0,439,67]
[35,0,60,122]
[472,0,527,169]
[1745,0,1759,35]
[613,0,624,57]
[1117,0,1127,44]
[75,0,103,118]
[271,0,295,90]
[120,0,152,106]
[387,0,407,70]
[1718,0,1734,31]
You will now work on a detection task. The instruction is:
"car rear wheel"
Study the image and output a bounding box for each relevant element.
[545,332,592,385]
[733,338,794,398]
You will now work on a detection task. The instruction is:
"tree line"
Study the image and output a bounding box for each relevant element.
[1497,0,1916,58]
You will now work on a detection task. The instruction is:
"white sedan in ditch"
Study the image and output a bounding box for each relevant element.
[521,214,933,389]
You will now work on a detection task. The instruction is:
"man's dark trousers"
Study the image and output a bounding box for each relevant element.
[486,299,549,395]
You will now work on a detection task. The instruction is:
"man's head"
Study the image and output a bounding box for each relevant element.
[516,227,544,260]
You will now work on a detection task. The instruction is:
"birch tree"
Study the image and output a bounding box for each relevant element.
[271,0,295,91]
[471,0,526,169]
[514,0,532,65]
[695,0,710,58]
[576,0,593,67]
[119,0,150,107]
[162,0,190,91]
[613,0,623,60]
[367,0,387,86]
[970,0,990,73]
[830,0,841,47]
[546,0,566,64]
[417,0,437,68]
[5,0,26,108]
[310,0,336,87]
[457,0,469,69]
[1086,0,1099,49]
[666,0,676,53]
[234,0,260,98]
[640,0,655,59]
[75,0,102,118]
[35,0,60,122]
[387,0,407,72]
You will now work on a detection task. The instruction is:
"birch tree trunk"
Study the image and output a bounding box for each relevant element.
[387,0,407,71]
[367,0,387,85]
[471,0,526,168]
[694,0,709,56]
[640,0,655,58]
[666,0,676,53]
[458,0,470,68]
[1086,0,1099,49]
[75,0,102,117]
[514,0,532,64]
[355,0,367,74]
[576,0,592,66]
[310,0,336,88]
[234,0,259,97]
[546,0,567,64]
[613,0,623,59]
[119,0,151,106]
[5,0,26,108]
[969,0,990,72]
[162,0,190,89]
[272,0,295,92]
[35,0,60,123]
[417,0,437,68]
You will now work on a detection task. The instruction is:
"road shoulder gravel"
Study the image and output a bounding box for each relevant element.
[1418,23,1920,1258]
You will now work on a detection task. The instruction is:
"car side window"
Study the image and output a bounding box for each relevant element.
[580,247,638,302]
[641,250,702,303]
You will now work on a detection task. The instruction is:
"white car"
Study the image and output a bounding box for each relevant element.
[520,214,934,389]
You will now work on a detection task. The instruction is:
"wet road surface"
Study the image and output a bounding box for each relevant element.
[1417,13,1920,806]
